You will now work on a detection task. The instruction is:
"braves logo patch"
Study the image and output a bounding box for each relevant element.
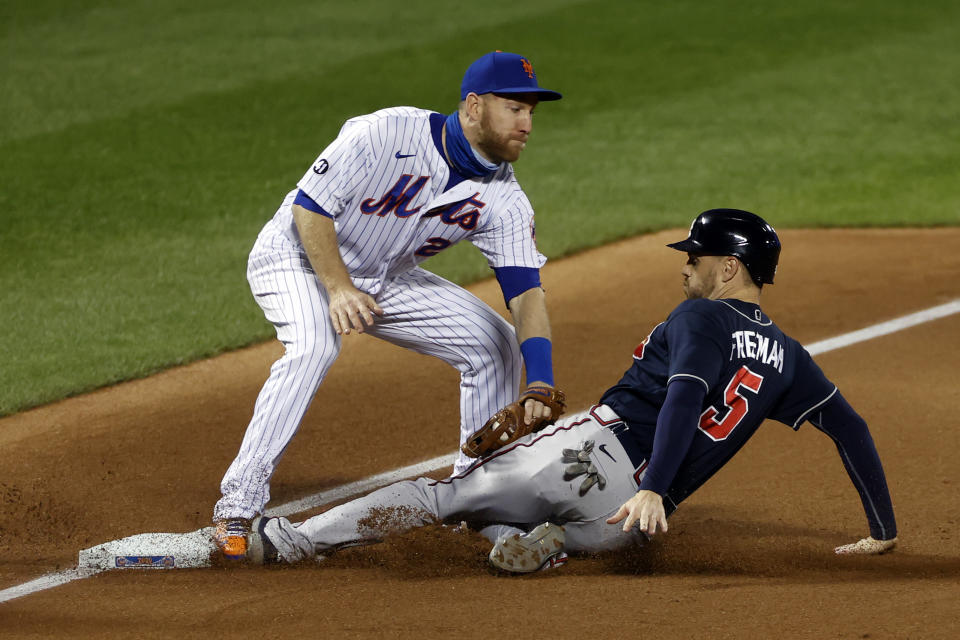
[633,323,663,360]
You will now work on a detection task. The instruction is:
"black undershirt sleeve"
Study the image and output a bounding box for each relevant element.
[807,391,897,540]
[638,378,706,496]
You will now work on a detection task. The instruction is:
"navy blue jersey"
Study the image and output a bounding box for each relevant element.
[600,298,837,509]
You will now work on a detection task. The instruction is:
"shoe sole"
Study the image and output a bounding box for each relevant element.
[489,523,567,573]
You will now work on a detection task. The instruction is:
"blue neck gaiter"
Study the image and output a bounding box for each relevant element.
[444,111,500,178]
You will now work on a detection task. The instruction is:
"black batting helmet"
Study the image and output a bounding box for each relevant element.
[667,209,781,286]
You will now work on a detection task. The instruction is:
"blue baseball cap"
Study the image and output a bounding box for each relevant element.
[460,51,562,101]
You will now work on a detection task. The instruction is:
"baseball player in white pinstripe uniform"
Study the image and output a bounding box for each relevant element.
[213,52,563,559]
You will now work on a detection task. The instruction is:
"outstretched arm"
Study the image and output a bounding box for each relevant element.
[507,285,551,351]
[507,285,556,424]
[607,378,706,535]
[808,391,898,554]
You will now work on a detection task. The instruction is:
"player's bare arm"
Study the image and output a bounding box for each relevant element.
[507,286,554,423]
[607,490,668,535]
[292,204,383,335]
[507,286,550,351]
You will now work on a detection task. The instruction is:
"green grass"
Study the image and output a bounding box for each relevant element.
[2,0,959,415]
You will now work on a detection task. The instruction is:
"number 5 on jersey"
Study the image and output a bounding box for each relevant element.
[699,366,764,441]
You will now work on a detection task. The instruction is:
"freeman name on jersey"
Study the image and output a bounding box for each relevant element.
[730,330,784,373]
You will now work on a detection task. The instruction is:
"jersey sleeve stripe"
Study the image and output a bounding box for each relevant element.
[791,386,839,429]
[667,373,710,391]
[293,190,333,217]
[493,266,541,306]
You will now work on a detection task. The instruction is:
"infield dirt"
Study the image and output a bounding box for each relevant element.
[2,228,959,639]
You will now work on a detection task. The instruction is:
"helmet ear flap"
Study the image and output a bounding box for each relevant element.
[737,256,765,288]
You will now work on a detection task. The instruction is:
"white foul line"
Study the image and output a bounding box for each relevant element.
[0,569,99,603]
[804,299,960,356]
[264,452,459,517]
[2,298,957,604]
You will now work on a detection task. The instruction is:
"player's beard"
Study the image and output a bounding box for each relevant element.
[683,279,700,300]
[684,265,719,300]
[476,112,525,164]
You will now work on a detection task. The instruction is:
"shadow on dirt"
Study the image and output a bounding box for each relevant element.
[234,503,958,583]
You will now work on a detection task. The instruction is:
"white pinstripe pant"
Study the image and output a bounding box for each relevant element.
[214,233,521,521]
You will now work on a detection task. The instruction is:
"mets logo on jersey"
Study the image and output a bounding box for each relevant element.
[421,193,486,231]
[414,194,487,258]
[360,174,429,218]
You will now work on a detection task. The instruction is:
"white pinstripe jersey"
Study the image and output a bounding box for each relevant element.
[266,107,546,296]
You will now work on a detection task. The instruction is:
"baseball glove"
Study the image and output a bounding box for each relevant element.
[461,386,566,459]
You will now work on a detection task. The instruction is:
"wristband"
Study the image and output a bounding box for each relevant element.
[520,337,554,386]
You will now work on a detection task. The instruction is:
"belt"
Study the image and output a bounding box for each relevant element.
[589,404,649,471]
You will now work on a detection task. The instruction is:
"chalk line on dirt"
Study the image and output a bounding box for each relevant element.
[2,298,957,604]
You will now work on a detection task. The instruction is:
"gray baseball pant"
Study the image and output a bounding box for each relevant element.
[266,405,648,561]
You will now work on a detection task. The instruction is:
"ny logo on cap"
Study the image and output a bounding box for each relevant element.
[521,58,535,79]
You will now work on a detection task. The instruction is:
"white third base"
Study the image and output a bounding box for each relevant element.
[78,528,216,570]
